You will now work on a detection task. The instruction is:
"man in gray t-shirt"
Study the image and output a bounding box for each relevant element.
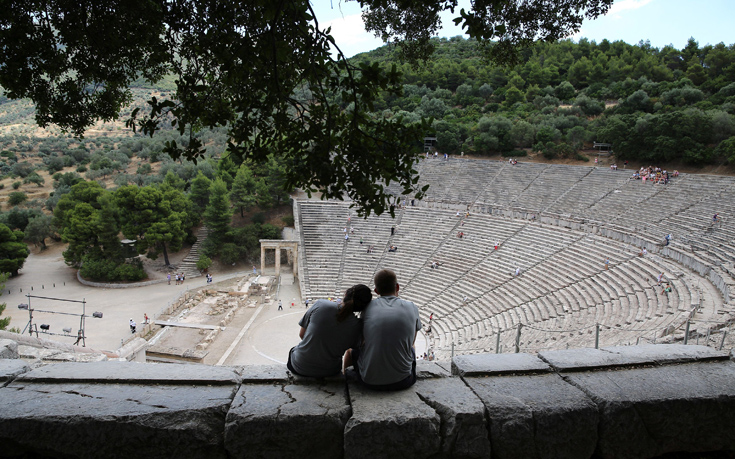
[353,269,422,390]
[288,299,362,378]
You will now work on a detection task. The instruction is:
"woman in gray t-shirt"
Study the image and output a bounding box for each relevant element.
[287,284,372,377]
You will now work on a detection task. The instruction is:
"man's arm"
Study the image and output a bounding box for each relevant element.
[297,303,317,340]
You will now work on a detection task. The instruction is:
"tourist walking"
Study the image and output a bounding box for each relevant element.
[278,300,283,311]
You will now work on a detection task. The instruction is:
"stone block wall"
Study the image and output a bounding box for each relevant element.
[1,344,734,459]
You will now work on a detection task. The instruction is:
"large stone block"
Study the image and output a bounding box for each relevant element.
[452,353,551,376]
[345,383,441,459]
[540,345,730,372]
[0,339,18,359]
[17,344,61,361]
[414,377,491,458]
[0,381,238,459]
[464,373,598,459]
[0,361,240,458]
[237,364,290,383]
[566,360,735,458]
[17,360,240,385]
[416,360,451,378]
[0,359,30,386]
[599,343,730,364]
[225,382,350,459]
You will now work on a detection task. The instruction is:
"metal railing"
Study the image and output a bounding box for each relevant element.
[433,315,735,359]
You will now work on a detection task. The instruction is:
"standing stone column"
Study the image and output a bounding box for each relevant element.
[260,245,265,274]
[275,245,281,276]
[292,244,298,276]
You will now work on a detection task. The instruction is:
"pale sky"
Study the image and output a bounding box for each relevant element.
[313,0,735,58]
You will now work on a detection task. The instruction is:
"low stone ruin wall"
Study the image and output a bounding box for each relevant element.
[1,343,734,459]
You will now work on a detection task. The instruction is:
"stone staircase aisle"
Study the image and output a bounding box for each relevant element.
[177,226,210,277]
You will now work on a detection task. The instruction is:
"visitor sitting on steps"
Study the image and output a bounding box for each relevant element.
[343,269,421,391]
[287,284,372,378]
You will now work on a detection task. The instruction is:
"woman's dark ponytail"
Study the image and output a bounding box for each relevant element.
[336,284,372,322]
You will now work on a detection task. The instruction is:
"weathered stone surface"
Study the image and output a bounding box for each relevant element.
[0,347,734,458]
[452,353,551,376]
[0,339,18,359]
[146,345,208,362]
[40,351,77,362]
[414,377,491,458]
[0,381,238,459]
[238,364,290,382]
[0,359,30,385]
[417,360,451,378]
[433,360,452,374]
[566,360,735,458]
[69,352,109,363]
[17,360,240,385]
[465,373,598,459]
[290,371,345,385]
[541,345,730,372]
[600,343,729,364]
[17,344,62,361]
[539,347,651,371]
[225,382,350,459]
[0,330,103,355]
[345,383,441,459]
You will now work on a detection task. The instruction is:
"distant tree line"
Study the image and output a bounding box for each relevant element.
[351,36,735,165]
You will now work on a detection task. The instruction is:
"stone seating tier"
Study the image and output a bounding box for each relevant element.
[295,160,733,355]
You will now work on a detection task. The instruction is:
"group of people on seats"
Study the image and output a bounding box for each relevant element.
[287,269,421,391]
[631,166,677,184]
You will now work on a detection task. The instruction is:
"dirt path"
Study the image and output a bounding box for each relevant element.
[2,241,246,353]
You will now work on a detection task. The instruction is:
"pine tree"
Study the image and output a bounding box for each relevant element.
[188,171,212,215]
[230,165,257,217]
[204,178,233,250]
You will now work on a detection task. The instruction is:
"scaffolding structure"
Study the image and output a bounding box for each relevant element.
[21,294,89,347]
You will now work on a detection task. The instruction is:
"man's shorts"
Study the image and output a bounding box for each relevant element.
[350,347,417,391]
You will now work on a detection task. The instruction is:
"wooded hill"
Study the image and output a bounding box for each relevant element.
[350,37,735,165]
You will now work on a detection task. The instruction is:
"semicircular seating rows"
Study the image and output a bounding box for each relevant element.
[295,158,735,358]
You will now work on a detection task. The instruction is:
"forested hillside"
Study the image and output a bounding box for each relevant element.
[1,35,734,279]
[351,37,735,165]
[0,82,291,280]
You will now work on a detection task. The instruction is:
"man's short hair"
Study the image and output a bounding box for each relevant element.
[374,269,397,295]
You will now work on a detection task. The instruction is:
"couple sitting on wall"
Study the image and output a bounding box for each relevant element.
[287,269,421,391]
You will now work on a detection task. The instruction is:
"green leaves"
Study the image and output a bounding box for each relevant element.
[0,224,29,276]
[2,0,616,216]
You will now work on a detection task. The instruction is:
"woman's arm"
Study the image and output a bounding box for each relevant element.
[299,327,306,339]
